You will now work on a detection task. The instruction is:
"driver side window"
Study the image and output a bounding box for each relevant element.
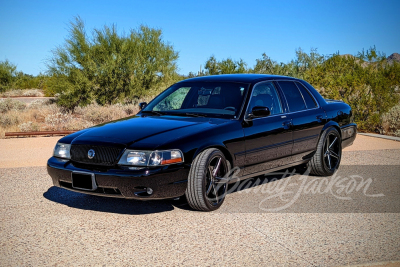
[247,82,283,117]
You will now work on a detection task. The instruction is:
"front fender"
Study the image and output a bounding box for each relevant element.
[192,143,234,168]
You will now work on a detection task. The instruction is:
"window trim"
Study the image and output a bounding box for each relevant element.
[294,81,318,109]
[275,80,320,114]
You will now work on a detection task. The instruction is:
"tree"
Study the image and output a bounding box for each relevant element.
[47,17,179,108]
[0,60,17,92]
[204,56,247,75]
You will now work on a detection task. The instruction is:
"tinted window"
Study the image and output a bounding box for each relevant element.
[144,82,249,118]
[247,82,282,116]
[154,87,191,111]
[296,82,317,109]
[278,81,306,112]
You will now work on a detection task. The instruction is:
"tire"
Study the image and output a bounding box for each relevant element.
[185,148,230,211]
[307,127,342,176]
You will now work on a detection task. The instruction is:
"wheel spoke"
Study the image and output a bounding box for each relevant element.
[329,137,337,149]
[208,166,214,177]
[214,176,230,184]
[330,150,339,159]
[213,157,222,177]
[213,184,218,200]
[327,154,332,169]
[206,182,213,195]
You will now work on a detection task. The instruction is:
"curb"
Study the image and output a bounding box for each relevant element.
[358,133,400,142]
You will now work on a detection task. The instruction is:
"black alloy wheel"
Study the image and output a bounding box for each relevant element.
[323,131,341,171]
[308,127,342,176]
[205,155,229,206]
[186,148,230,211]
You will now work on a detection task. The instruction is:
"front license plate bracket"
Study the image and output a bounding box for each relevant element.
[72,171,97,191]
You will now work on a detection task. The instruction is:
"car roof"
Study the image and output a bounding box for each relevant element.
[179,74,297,83]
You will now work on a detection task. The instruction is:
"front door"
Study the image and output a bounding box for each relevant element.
[243,81,293,176]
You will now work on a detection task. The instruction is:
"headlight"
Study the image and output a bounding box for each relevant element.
[53,143,71,159]
[118,149,184,166]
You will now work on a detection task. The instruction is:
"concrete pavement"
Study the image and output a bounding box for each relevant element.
[0,135,399,266]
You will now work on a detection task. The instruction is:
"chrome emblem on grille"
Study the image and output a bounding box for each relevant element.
[88,149,95,159]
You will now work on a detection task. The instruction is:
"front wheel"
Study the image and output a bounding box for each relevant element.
[185,148,229,211]
[308,127,342,176]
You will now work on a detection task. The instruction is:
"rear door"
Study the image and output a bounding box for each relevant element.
[243,81,293,176]
[276,81,326,162]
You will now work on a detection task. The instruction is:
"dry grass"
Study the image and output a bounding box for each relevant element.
[0,98,141,138]
[0,89,44,97]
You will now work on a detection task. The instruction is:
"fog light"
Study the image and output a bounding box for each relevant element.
[146,187,153,195]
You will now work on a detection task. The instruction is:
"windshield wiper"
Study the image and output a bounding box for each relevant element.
[141,110,165,116]
[184,113,206,117]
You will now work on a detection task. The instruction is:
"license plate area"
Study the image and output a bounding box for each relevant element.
[72,172,97,191]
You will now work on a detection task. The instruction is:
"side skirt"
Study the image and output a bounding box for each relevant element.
[228,159,309,184]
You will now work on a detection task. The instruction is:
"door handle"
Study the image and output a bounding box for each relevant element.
[282,120,292,130]
[316,115,323,123]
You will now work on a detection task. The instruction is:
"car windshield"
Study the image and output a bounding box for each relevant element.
[142,82,250,119]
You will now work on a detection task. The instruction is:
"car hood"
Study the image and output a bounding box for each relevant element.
[70,115,226,147]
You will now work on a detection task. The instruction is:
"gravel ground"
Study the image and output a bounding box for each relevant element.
[0,135,399,266]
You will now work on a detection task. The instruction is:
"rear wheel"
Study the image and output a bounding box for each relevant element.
[308,127,342,176]
[186,148,229,211]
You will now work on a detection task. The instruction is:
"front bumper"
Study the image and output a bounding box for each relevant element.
[47,157,189,200]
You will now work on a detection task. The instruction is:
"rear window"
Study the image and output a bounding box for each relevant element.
[296,82,317,109]
[278,81,306,112]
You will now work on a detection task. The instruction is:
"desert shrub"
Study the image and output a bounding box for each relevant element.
[28,99,49,109]
[13,74,47,90]
[0,89,44,97]
[381,104,400,136]
[64,119,94,131]
[251,47,400,132]
[74,103,127,124]
[0,111,21,127]
[120,103,139,116]
[0,98,27,113]
[22,89,44,97]
[47,17,179,109]
[45,112,74,130]
[18,121,40,132]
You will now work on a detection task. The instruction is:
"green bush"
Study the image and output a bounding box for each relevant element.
[250,47,400,132]
[0,60,17,92]
[47,17,179,109]
[306,50,400,131]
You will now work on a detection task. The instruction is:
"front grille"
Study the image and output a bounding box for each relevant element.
[70,145,123,166]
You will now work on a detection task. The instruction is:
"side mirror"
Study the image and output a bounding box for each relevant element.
[249,106,270,118]
[139,102,147,110]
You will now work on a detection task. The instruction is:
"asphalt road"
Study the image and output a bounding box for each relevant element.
[0,135,399,266]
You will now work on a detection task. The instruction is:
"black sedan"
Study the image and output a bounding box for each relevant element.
[47,74,357,211]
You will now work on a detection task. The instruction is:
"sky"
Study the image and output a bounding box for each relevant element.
[0,0,399,76]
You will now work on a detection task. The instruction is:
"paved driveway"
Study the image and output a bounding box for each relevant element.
[0,135,399,266]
